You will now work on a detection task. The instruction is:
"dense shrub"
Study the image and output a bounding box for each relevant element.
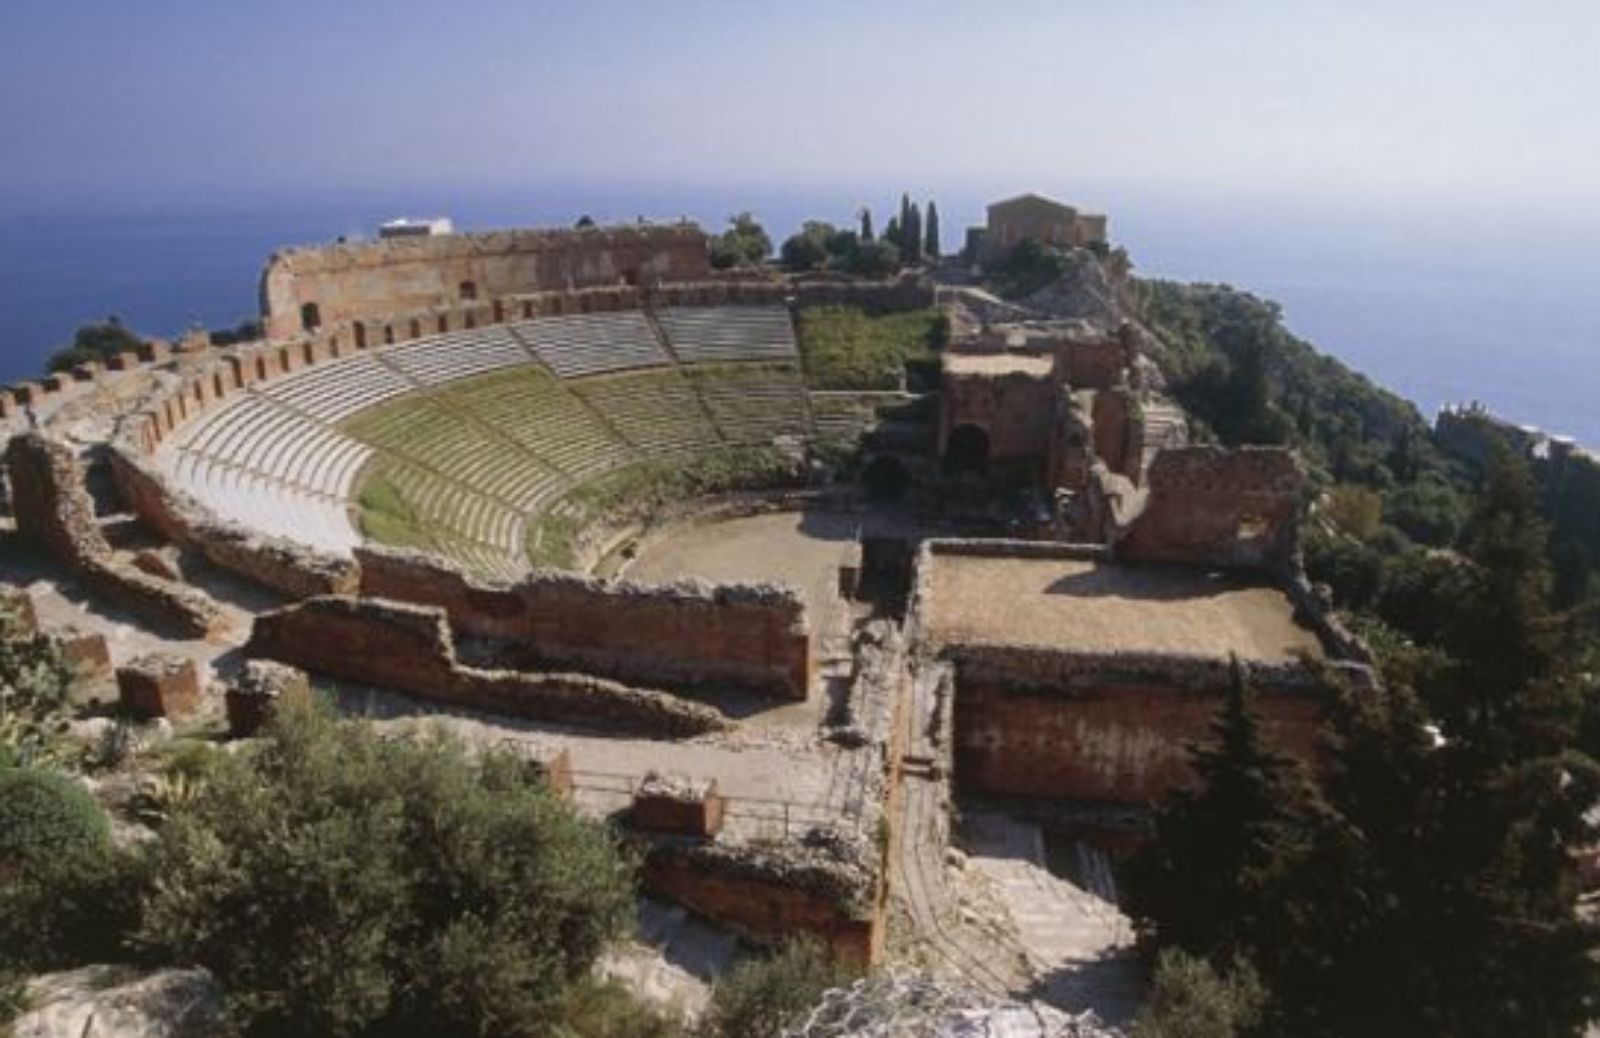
[45,319,143,373]
[1131,950,1264,1038]
[699,940,856,1038]
[0,766,145,973]
[0,766,109,869]
[0,617,77,769]
[137,702,636,1038]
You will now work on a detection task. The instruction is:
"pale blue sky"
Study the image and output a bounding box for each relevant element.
[2,0,1597,214]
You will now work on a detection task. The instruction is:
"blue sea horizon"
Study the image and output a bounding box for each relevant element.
[1,184,1595,447]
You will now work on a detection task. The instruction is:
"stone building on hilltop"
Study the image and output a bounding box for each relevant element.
[968,193,1108,265]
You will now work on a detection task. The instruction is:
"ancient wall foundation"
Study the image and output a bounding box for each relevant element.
[4,434,225,638]
[1114,446,1303,569]
[356,546,813,700]
[245,595,729,738]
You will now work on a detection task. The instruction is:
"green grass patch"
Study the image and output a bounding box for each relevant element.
[525,511,581,570]
[353,463,436,553]
[795,306,945,390]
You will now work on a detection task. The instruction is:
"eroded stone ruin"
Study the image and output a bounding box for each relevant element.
[0,203,1376,1024]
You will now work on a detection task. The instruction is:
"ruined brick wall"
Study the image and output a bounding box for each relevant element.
[246,595,728,737]
[948,648,1338,803]
[355,547,813,700]
[1057,336,1127,390]
[4,434,225,638]
[260,224,712,339]
[937,368,1058,470]
[1116,446,1303,569]
[107,444,358,599]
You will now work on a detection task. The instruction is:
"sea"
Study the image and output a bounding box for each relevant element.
[1,184,1596,446]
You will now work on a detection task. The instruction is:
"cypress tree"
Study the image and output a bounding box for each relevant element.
[859,208,874,242]
[904,203,923,265]
[882,216,901,249]
[924,201,941,259]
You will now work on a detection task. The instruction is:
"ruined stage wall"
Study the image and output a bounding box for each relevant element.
[260,225,713,340]
[246,595,727,737]
[947,647,1340,803]
[1116,446,1303,569]
[356,547,813,700]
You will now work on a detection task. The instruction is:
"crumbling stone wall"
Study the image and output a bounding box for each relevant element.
[1115,446,1303,569]
[260,224,713,339]
[643,829,881,965]
[937,360,1058,475]
[246,595,728,737]
[356,546,813,700]
[4,434,225,638]
[946,647,1357,803]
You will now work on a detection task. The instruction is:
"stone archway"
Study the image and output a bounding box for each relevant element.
[944,424,990,477]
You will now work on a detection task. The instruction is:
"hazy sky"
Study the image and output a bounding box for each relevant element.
[3,1,1598,213]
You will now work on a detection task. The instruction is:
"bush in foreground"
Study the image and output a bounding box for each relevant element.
[699,939,857,1038]
[137,702,636,1038]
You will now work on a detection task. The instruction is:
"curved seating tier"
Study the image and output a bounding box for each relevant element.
[511,312,667,377]
[658,305,798,363]
[151,305,827,576]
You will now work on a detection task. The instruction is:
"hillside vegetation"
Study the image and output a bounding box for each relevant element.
[796,306,946,390]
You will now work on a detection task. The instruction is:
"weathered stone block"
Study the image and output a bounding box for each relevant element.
[224,659,311,736]
[55,626,110,678]
[117,653,201,718]
[630,772,724,837]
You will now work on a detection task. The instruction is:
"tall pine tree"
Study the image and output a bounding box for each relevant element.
[858,207,874,242]
[924,201,941,259]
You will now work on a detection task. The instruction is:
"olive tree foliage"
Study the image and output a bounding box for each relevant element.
[0,607,76,769]
[137,702,636,1038]
[699,939,857,1038]
[709,212,773,269]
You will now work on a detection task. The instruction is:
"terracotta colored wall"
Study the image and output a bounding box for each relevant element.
[954,676,1327,803]
[938,370,1058,467]
[260,225,712,339]
[1118,447,1303,569]
[643,856,878,966]
[356,548,813,700]
[246,595,728,737]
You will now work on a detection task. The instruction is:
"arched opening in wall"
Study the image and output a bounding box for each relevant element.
[944,424,991,477]
[436,315,449,335]
[353,322,367,350]
[622,268,641,287]
[459,280,478,302]
[522,302,534,319]
[255,356,268,381]
[863,455,911,501]
[493,300,505,323]
[299,302,321,332]
[383,325,395,346]
[409,319,422,340]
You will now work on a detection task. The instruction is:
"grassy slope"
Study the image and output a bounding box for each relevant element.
[795,306,944,390]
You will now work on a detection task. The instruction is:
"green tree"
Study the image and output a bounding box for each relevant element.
[709,212,772,269]
[138,702,635,1038]
[780,227,830,272]
[1131,950,1264,1038]
[844,239,900,279]
[924,201,941,259]
[882,215,901,249]
[46,318,143,373]
[858,207,874,242]
[1123,661,1307,957]
[699,940,855,1038]
[903,202,923,265]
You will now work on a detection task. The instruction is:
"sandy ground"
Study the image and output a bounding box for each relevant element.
[927,555,1324,662]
